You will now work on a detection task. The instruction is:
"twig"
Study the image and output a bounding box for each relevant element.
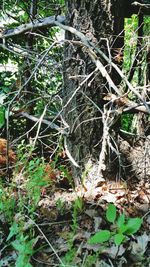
[25,215,66,267]
[32,105,47,148]
[64,136,80,168]
[142,209,150,219]
[98,106,110,175]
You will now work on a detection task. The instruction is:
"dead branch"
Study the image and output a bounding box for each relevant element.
[98,107,109,175]
[15,111,68,134]
[104,93,150,114]
[0,15,65,38]
[132,1,150,8]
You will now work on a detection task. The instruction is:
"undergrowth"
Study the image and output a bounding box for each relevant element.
[0,142,56,266]
[0,143,147,267]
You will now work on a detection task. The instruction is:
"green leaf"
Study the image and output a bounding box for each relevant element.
[114,233,125,245]
[1,86,10,93]
[16,254,33,267]
[88,230,111,244]
[12,240,24,253]
[118,224,128,234]
[124,218,143,235]
[74,197,83,211]
[117,214,125,228]
[0,106,5,128]
[7,222,19,241]
[106,204,116,223]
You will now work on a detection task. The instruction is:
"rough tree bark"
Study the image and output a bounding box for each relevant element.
[63,0,126,185]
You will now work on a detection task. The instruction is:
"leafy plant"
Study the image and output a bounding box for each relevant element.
[6,219,36,267]
[60,247,77,267]
[0,184,16,222]
[88,204,142,246]
[71,197,83,233]
[0,183,36,266]
[56,198,65,215]
[0,149,53,266]
[11,235,35,267]
[83,252,100,267]
[59,197,84,266]
[26,159,49,211]
[0,91,7,129]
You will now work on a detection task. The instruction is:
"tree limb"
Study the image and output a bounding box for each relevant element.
[132,1,150,8]
[15,111,68,134]
[0,15,66,38]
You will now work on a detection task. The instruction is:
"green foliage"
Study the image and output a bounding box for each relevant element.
[0,184,35,266]
[60,247,77,267]
[0,71,18,130]
[88,204,143,246]
[124,14,149,88]
[106,203,116,223]
[88,230,111,244]
[59,197,84,266]
[124,15,138,76]
[0,0,64,137]
[56,198,65,215]
[0,135,76,266]
[0,106,5,128]
[26,159,49,211]
[16,140,33,162]
[121,114,134,132]
[143,16,150,35]
[0,184,16,222]
[121,218,143,235]
[6,218,36,267]
[114,233,125,246]
[83,252,99,267]
[71,197,83,233]
[11,235,35,267]
[0,147,54,266]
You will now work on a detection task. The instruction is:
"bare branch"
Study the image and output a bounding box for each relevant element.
[0,15,65,38]
[17,111,68,134]
[104,93,150,114]
[132,1,150,8]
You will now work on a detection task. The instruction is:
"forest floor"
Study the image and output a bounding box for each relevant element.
[0,148,150,267]
[31,176,150,267]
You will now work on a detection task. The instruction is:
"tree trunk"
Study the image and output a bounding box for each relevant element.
[63,0,125,185]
